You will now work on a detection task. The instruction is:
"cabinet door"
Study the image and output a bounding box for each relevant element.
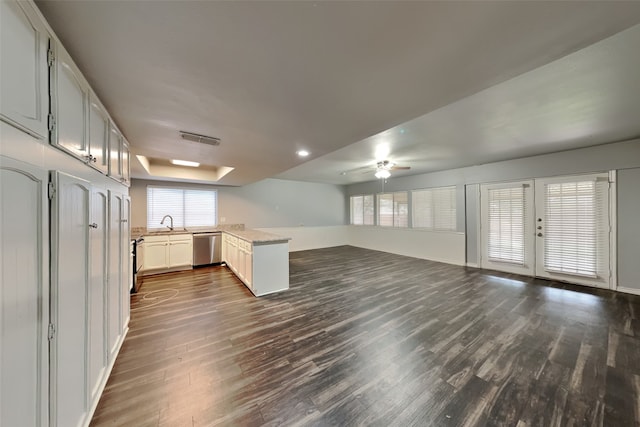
[88,96,109,174]
[245,250,253,288]
[121,196,131,326]
[0,156,48,427]
[88,187,108,402]
[107,191,123,360]
[121,139,130,185]
[51,171,91,427]
[0,1,49,139]
[54,47,89,159]
[108,124,121,180]
[169,241,193,267]
[144,242,169,270]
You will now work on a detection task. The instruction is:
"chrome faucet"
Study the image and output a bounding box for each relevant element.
[160,215,174,231]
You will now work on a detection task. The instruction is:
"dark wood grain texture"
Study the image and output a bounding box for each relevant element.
[90,245,640,426]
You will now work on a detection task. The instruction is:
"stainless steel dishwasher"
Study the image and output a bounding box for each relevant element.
[193,232,222,266]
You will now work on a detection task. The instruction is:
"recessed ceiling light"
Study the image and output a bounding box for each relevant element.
[297,150,310,157]
[171,159,200,167]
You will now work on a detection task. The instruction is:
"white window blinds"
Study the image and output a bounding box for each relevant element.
[377,192,408,227]
[350,195,374,225]
[543,180,607,277]
[412,186,457,231]
[487,186,526,265]
[350,196,364,225]
[147,187,217,229]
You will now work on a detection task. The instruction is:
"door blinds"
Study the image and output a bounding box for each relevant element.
[543,180,607,277]
[487,186,526,265]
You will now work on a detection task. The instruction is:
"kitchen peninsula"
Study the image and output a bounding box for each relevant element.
[135,225,291,296]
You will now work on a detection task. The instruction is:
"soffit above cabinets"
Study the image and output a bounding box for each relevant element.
[35,1,640,185]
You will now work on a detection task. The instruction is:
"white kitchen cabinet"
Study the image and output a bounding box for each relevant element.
[144,238,169,270]
[51,171,91,427]
[141,233,193,273]
[0,156,49,427]
[88,187,108,404]
[121,138,131,186]
[88,96,110,174]
[107,190,130,362]
[53,45,90,160]
[0,0,49,139]
[169,234,193,267]
[108,123,121,181]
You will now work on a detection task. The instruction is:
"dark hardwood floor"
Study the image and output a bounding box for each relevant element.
[90,246,640,426]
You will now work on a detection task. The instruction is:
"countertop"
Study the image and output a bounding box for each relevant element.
[134,225,290,244]
[223,229,291,244]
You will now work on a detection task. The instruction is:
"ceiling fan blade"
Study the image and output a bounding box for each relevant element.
[390,166,411,170]
[342,165,375,174]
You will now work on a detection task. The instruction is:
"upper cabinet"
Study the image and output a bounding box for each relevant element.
[109,123,122,181]
[121,138,131,185]
[2,0,131,186]
[107,123,131,186]
[53,46,90,160]
[88,96,110,175]
[0,1,50,139]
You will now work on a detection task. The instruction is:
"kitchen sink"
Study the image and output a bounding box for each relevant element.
[146,228,190,235]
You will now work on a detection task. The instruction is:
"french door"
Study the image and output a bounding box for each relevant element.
[481,173,612,289]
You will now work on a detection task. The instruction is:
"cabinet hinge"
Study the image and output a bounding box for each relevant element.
[48,113,56,132]
[48,323,55,341]
[47,48,55,67]
[48,182,56,200]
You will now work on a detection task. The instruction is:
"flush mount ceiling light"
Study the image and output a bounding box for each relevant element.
[375,169,391,179]
[179,130,221,146]
[171,159,200,167]
[297,150,310,157]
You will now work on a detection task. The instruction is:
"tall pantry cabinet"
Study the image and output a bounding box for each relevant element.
[1,1,131,426]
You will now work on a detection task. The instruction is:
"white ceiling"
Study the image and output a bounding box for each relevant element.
[36,1,640,186]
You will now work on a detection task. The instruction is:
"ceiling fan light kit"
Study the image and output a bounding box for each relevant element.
[375,169,391,179]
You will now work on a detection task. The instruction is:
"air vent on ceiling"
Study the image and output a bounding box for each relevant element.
[180,131,221,146]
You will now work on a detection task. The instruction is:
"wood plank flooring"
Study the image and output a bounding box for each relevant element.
[90,245,640,426]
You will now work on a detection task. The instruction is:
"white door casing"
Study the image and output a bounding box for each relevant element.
[480,173,613,289]
[480,180,535,276]
[534,173,611,288]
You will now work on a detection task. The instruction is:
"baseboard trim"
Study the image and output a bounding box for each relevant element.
[617,286,640,296]
[466,263,480,268]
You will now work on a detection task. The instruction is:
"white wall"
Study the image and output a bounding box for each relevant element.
[255,226,349,252]
[130,178,347,229]
[348,227,466,265]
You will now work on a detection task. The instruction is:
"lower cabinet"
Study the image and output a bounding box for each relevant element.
[49,173,129,427]
[141,233,193,273]
[222,232,288,297]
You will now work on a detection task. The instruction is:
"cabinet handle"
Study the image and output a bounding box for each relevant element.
[89,223,98,229]
[121,219,128,223]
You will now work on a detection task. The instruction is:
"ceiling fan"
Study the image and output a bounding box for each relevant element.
[343,160,410,179]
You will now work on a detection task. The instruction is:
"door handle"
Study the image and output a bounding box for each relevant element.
[89,223,98,229]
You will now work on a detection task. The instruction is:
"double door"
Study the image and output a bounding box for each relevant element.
[480,173,612,288]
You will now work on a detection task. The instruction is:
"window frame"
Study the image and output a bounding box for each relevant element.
[146,186,218,230]
[377,191,409,228]
[349,194,374,226]
[411,186,457,231]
